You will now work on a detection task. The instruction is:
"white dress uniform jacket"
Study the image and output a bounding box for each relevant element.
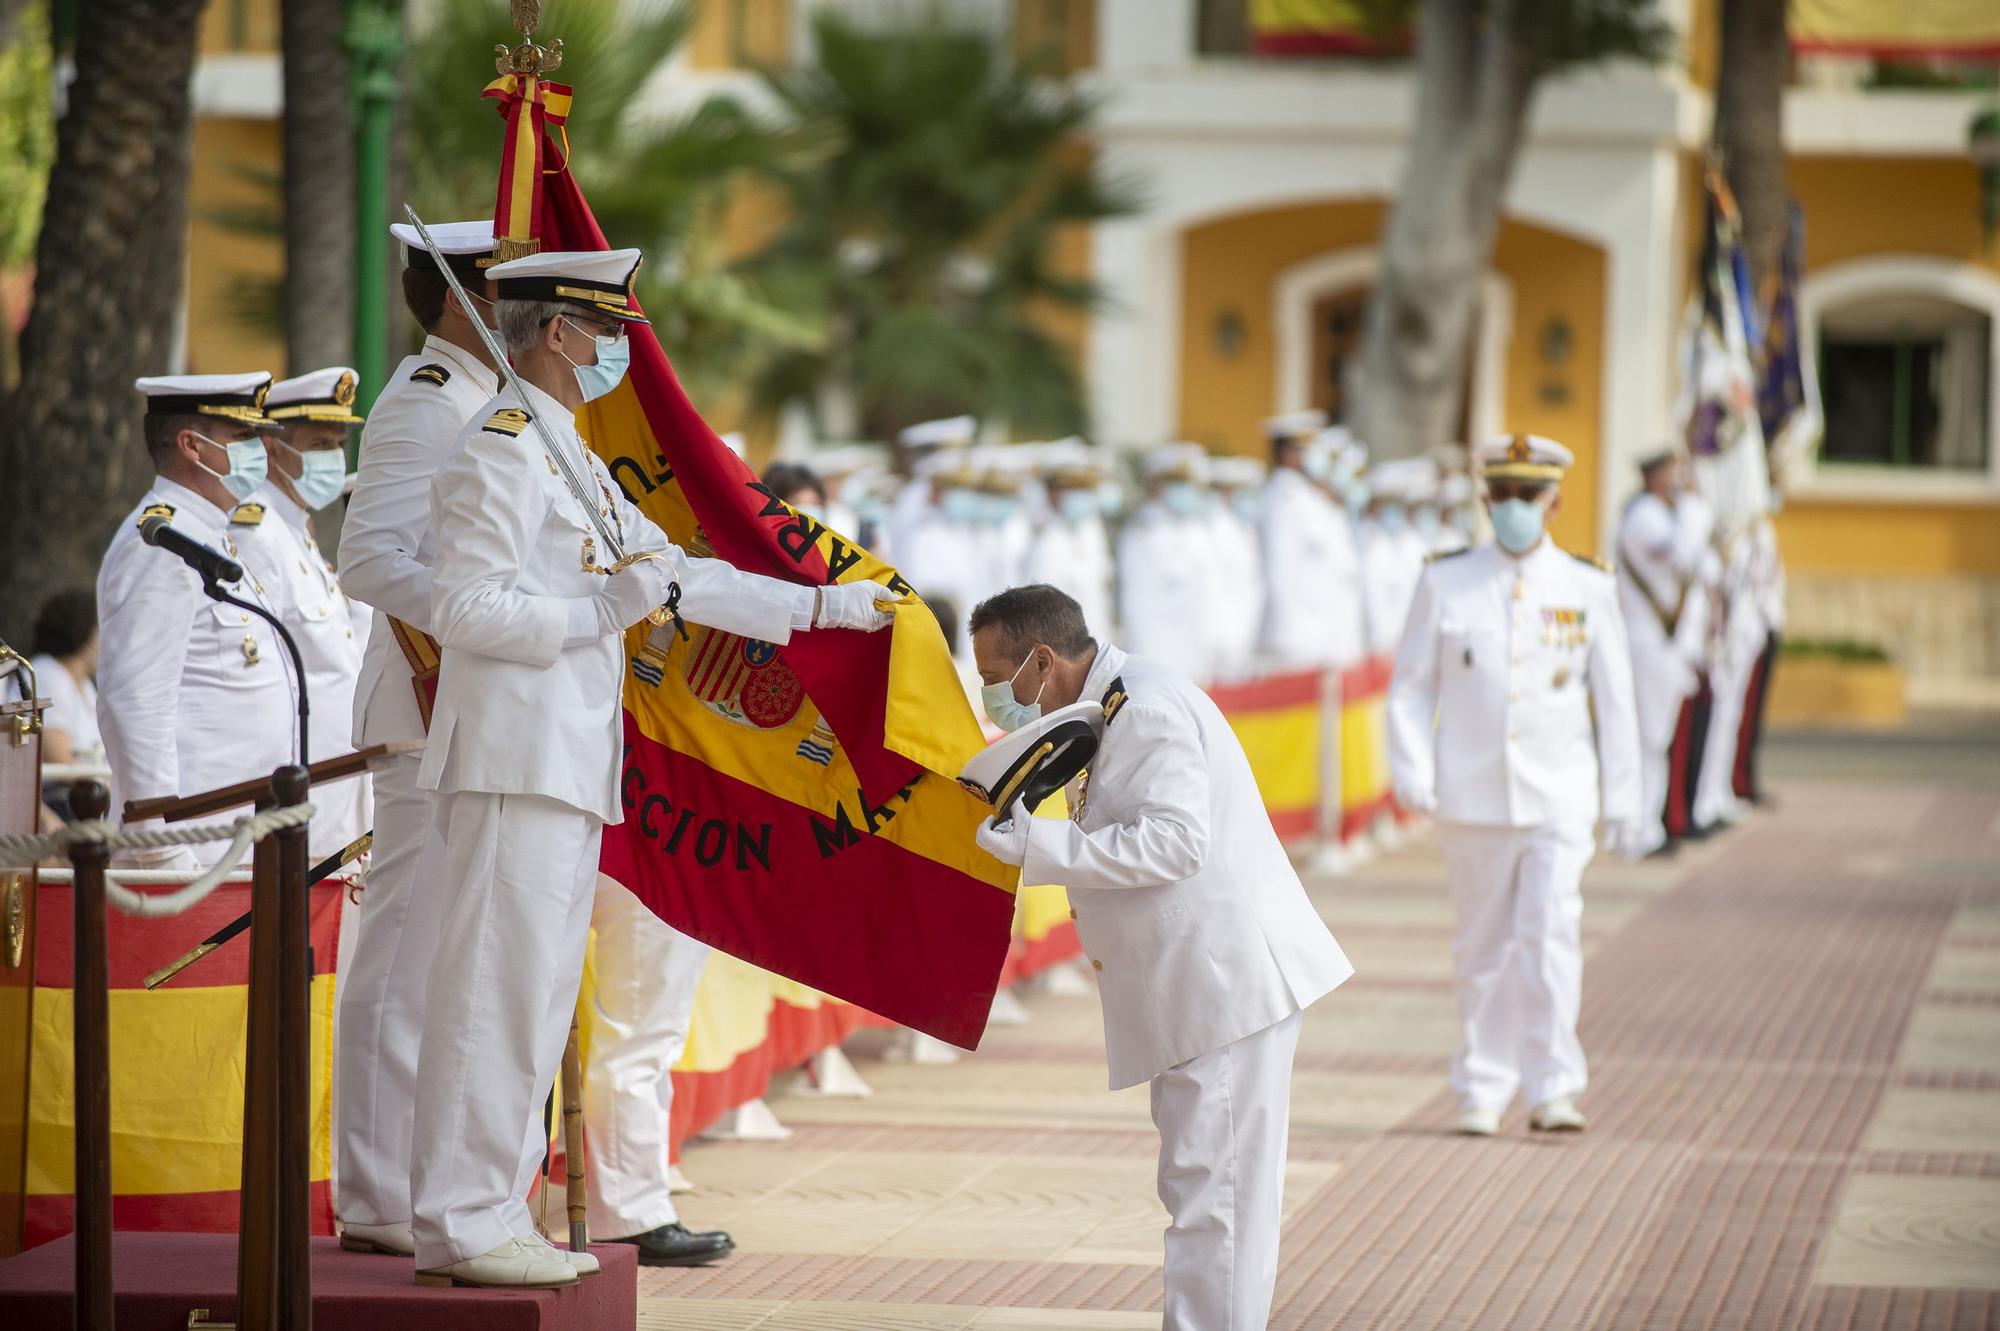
[1360,519,1428,659]
[1257,467,1364,672]
[233,487,371,859]
[96,479,296,867]
[339,336,498,747]
[1022,513,1114,640]
[1204,505,1264,682]
[1020,642,1353,1090]
[418,381,803,823]
[1115,503,1220,684]
[1388,540,1642,830]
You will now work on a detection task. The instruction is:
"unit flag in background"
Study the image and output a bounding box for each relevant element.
[483,80,1018,1051]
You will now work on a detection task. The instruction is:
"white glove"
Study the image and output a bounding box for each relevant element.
[1392,780,1437,816]
[974,805,1031,867]
[1601,817,1647,861]
[594,562,670,635]
[812,580,894,632]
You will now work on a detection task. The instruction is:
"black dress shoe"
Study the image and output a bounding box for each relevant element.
[605,1222,735,1267]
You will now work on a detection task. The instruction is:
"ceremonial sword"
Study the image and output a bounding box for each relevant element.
[402,205,681,624]
[141,832,373,990]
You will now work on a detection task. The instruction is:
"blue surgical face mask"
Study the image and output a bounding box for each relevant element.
[277,439,349,511]
[562,319,631,402]
[195,431,269,502]
[1300,444,1332,481]
[981,649,1046,732]
[1376,503,1408,535]
[940,488,981,524]
[982,494,1019,526]
[1490,497,1547,554]
[1162,482,1207,518]
[1232,489,1261,523]
[1343,481,1371,521]
[1413,506,1441,541]
[1057,489,1099,524]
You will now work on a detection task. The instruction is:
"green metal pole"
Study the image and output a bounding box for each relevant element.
[345,0,404,449]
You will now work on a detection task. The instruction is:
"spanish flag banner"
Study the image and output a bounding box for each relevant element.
[24,881,345,1245]
[1249,0,1409,56]
[518,142,1017,1050]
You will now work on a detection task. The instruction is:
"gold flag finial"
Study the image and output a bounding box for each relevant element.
[496,0,563,77]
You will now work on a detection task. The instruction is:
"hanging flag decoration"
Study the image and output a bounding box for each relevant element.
[1675,168,1770,530]
[1758,203,1824,489]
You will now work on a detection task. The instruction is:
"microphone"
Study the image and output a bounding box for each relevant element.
[139,515,244,585]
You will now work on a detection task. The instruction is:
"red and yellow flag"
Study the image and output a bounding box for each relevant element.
[517,147,1015,1050]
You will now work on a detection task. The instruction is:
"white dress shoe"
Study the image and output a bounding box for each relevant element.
[339,1219,415,1256]
[1455,1107,1502,1137]
[523,1230,600,1278]
[415,1237,578,1288]
[1529,1096,1587,1132]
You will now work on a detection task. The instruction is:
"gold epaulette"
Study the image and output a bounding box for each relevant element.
[1425,546,1471,563]
[1570,550,1614,574]
[410,363,451,387]
[482,407,531,437]
[1101,678,1129,728]
[230,502,265,526]
[135,502,175,532]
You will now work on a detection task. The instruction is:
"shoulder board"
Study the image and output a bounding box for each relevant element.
[1425,546,1471,563]
[482,407,531,437]
[135,502,175,532]
[409,363,451,387]
[1101,677,1129,728]
[1570,551,1614,575]
[229,501,265,527]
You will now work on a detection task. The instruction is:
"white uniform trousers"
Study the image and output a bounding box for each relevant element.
[333,752,446,1226]
[1151,1009,1302,1331]
[1435,821,1594,1112]
[583,881,710,1238]
[410,791,601,1268]
[1693,652,1751,828]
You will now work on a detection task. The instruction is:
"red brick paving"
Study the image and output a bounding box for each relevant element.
[653,778,2000,1327]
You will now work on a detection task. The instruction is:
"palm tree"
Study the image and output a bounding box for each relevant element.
[402,0,821,404]
[736,8,1142,442]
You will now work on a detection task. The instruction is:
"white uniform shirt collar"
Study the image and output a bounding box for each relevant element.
[153,476,230,532]
[1079,640,1127,705]
[261,483,312,534]
[421,332,499,393]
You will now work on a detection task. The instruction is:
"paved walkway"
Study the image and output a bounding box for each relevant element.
[636,729,2000,1329]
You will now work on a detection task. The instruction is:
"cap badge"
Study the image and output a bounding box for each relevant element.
[333,371,357,407]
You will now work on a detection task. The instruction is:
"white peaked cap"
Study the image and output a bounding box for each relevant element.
[898,415,977,449]
[916,449,979,482]
[487,247,649,324]
[1264,408,1329,440]
[1370,457,1440,503]
[135,371,276,426]
[266,366,364,424]
[390,219,498,273]
[1144,442,1210,482]
[958,699,1104,816]
[1440,473,1474,506]
[1209,455,1268,488]
[1474,433,1575,482]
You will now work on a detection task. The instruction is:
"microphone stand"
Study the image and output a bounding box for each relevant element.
[201,578,310,770]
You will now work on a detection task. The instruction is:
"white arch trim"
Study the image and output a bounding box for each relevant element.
[1799,254,2000,501]
[1272,246,1515,445]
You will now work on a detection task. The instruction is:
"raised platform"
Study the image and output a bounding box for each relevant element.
[0,1233,637,1330]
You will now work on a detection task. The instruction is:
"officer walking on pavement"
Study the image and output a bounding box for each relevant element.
[98,374,296,870]
[1388,434,1643,1137]
[967,583,1352,1331]
[409,246,894,1289]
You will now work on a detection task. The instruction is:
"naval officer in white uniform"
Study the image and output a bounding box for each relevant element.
[1388,434,1642,1137]
[409,247,893,1289]
[333,220,502,1257]
[231,365,372,862]
[968,584,1352,1331]
[97,374,295,869]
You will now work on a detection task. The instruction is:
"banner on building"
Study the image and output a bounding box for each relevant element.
[1791,0,2000,58]
[1249,0,1409,56]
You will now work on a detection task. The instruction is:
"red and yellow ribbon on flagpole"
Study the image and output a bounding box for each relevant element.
[483,0,571,261]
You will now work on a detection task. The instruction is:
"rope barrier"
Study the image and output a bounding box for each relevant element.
[0,804,316,919]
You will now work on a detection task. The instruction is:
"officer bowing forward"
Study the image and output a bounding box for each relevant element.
[1388,434,1642,1137]
[967,584,1352,1331]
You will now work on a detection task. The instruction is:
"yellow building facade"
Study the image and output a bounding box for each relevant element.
[181,0,1999,693]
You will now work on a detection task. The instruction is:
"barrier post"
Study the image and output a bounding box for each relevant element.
[68,781,113,1331]
[271,765,313,1328]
